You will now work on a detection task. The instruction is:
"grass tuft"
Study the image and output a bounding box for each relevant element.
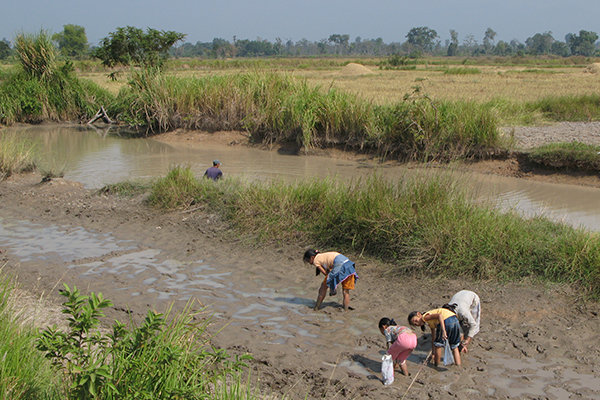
[0,133,37,180]
[526,142,600,171]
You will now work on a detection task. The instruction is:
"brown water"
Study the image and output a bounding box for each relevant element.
[5,124,600,232]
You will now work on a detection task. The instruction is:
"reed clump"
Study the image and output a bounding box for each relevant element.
[144,165,600,298]
[0,31,114,125]
[13,30,57,81]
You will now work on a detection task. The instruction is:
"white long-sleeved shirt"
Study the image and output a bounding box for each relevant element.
[450,290,481,338]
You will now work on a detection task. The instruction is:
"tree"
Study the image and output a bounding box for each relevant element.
[0,38,10,59]
[92,26,186,68]
[52,24,88,58]
[493,41,511,56]
[448,29,459,56]
[406,27,438,53]
[463,33,478,55]
[551,41,570,57]
[328,34,349,54]
[568,30,599,56]
[525,32,554,55]
[483,28,497,54]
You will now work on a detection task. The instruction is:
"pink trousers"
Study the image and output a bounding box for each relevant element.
[388,332,417,365]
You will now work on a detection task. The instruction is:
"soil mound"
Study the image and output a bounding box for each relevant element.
[585,63,600,74]
[338,63,375,76]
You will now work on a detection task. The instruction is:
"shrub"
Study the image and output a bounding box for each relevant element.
[36,284,251,399]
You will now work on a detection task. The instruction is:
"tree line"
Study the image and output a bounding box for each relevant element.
[0,24,599,62]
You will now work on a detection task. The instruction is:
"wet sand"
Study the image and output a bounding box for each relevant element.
[1,172,600,399]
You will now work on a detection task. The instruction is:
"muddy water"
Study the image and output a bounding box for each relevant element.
[5,124,600,232]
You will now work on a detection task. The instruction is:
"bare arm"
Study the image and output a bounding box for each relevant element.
[315,265,328,276]
[424,313,447,341]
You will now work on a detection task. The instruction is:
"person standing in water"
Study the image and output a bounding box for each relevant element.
[303,249,358,311]
[204,159,223,181]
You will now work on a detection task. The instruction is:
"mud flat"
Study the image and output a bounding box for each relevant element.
[1,172,599,399]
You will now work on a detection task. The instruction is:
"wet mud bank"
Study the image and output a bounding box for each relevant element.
[1,173,600,399]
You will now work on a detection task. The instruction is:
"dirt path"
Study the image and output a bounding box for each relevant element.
[1,169,600,399]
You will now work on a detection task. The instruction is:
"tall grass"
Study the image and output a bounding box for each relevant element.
[13,30,57,81]
[0,133,37,179]
[0,69,115,124]
[145,166,600,298]
[0,270,62,399]
[114,71,501,160]
[0,31,114,125]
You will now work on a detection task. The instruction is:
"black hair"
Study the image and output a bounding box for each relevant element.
[378,317,396,329]
[408,311,426,332]
[303,249,319,263]
[442,303,457,313]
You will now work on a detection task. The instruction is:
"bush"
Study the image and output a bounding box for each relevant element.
[36,284,251,399]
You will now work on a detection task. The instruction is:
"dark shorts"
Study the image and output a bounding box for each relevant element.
[433,315,461,349]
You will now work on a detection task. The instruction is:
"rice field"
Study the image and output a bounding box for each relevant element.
[77,60,600,105]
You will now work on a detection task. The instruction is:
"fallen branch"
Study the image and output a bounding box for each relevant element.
[87,106,115,125]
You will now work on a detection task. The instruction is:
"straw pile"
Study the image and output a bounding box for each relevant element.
[338,63,375,76]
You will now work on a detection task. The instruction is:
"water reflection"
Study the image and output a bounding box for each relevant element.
[4,124,600,231]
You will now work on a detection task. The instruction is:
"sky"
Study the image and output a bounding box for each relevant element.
[1,0,599,46]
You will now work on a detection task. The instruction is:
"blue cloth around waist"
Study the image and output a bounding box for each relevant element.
[326,254,358,290]
[433,315,461,349]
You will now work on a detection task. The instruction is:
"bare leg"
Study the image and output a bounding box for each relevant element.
[342,289,350,310]
[314,281,328,311]
[452,347,461,367]
[400,363,409,376]
[434,346,442,367]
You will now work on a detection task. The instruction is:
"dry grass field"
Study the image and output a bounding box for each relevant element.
[78,61,600,106]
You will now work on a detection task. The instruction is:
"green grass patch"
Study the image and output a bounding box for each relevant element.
[443,67,481,75]
[526,93,600,122]
[504,68,558,74]
[526,142,600,171]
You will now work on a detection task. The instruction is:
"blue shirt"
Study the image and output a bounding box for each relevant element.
[204,166,223,181]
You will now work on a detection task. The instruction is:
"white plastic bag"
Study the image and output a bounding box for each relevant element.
[443,340,455,366]
[381,354,394,385]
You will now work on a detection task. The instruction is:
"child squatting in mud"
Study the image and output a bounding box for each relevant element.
[303,249,358,311]
[378,317,417,377]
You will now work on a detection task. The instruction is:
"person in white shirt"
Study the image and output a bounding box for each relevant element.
[449,290,481,353]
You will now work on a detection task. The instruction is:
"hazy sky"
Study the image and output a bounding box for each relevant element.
[1,0,599,46]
